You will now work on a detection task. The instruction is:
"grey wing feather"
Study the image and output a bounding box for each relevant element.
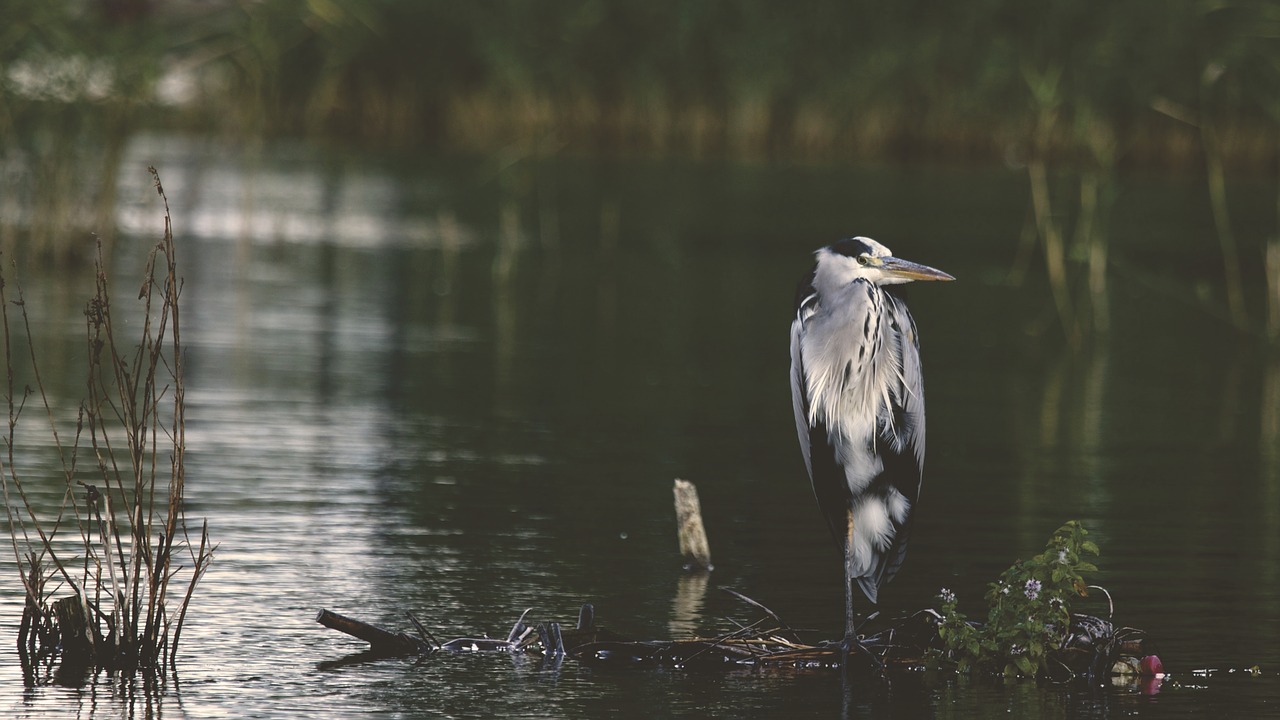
[789,279,865,559]
[790,294,817,478]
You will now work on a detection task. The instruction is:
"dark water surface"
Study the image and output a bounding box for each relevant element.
[3,136,1279,718]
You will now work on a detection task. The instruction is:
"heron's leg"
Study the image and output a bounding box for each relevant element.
[843,507,858,645]
[838,508,886,672]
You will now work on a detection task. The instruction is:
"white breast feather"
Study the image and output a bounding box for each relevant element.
[799,283,901,493]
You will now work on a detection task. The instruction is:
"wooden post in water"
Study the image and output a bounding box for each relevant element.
[52,596,93,663]
[673,479,713,572]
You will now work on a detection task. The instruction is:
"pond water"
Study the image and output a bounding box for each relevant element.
[2,136,1279,718]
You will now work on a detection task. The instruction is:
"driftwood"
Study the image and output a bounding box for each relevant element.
[316,610,434,655]
[315,479,1159,683]
[315,594,847,667]
[673,479,712,571]
[315,593,1152,681]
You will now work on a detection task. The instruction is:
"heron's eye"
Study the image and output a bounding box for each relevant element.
[856,255,870,266]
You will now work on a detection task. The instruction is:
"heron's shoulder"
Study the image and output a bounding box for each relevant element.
[793,267,818,314]
[881,286,921,343]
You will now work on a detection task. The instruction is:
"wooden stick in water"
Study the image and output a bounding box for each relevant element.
[315,609,433,655]
[673,479,713,572]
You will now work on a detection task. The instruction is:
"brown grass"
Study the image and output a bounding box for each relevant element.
[1,167,213,679]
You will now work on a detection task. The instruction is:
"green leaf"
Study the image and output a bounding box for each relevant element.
[1082,541,1100,555]
[1014,654,1036,675]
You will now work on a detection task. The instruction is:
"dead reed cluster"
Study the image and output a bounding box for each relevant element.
[1,168,212,679]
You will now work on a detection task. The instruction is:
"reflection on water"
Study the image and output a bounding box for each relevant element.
[668,572,710,641]
[2,135,1280,718]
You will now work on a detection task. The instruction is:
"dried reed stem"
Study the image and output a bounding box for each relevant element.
[0,167,213,676]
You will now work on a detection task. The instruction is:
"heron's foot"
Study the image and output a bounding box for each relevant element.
[827,632,885,673]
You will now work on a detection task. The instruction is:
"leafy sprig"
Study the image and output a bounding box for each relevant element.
[933,521,1100,677]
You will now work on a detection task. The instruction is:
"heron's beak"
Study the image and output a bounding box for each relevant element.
[880,256,955,282]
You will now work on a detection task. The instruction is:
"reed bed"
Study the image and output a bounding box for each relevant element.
[1,168,212,679]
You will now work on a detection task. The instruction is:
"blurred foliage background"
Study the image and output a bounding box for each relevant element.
[5,1,1280,161]
[2,0,1280,336]
[8,0,1276,158]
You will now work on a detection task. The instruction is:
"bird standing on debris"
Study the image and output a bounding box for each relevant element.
[789,237,953,650]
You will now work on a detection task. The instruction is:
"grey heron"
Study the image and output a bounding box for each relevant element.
[789,236,953,649]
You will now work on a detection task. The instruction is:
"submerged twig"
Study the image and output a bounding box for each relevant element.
[720,587,801,645]
[1088,585,1115,620]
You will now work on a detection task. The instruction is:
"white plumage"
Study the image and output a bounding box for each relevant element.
[789,236,951,642]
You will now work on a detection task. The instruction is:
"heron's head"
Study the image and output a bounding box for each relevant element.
[817,237,954,287]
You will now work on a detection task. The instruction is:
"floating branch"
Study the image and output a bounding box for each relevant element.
[316,610,434,655]
[315,594,1155,682]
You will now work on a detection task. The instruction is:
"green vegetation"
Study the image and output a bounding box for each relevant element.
[932,521,1102,677]
[3,1,1278,162]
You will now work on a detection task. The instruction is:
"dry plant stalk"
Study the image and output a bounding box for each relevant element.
[1,167,213,676]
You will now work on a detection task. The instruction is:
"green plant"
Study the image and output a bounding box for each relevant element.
[934,521,1100,677]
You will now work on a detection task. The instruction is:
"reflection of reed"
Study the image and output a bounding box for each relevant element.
[1262,354,1280,651]
[1037,353,1065,449]
[596,199,621,335]
[1077,172,1110,335]
[1017,340,1111,541]
[1200,66,1248,329]
[668,571,710,640]
[28,134,77,262]
[237,137,265,268]
[436,208,462,321]
[1217,350,1244,447]
[1024,163,1117,348]
[493,200,523,285]
[534,170,563,316]
[1007,204,1038,285]
[537,170,560,254]
[492,200,523,412]
[1027,157,1075,345]
[1018,68,1118,348]
[1033,343,1110,465]
[1078,342,1108,466]
[1267,239,1280,341]
[1261,353,1280,518]
[1017,161,1119,349]
[0,111,129,266]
